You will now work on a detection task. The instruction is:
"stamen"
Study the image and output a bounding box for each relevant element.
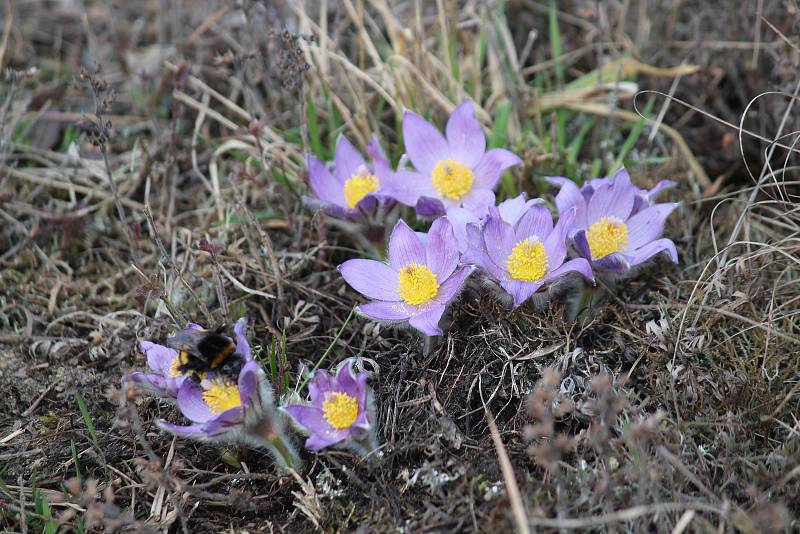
[322,391,359,429]
[586,217,628,260]
[431,159,475,200]
[202,380,242,415]
[397,263,439,305]
[506,238,549,282]
[343,173,380,209]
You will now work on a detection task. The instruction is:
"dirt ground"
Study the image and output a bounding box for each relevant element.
[1,1,799,532]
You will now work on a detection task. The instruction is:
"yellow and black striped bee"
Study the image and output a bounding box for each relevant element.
[167,326,244,381]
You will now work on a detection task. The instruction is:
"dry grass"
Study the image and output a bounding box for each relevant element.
[1,1,799,532]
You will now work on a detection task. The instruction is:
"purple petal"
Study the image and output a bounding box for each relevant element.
[626,203,678,249]
[237,361,261,405]
[233,318,252,362]
[482,215,516,268]
[402,110,449,175]
[335,362,367,405]
[500,279,543,307]
[631,238,678,265]
[282,405,331,434]
[177,381,214,423]
[435,265,472,306]
[544,258,594,284]
[593,253,631,273]
[543,207,576,269]
[334,135,367,182]
[201,407,243,435]
[471,148,522,189]
[379,170,426,207]
[426,217,460,281]
[498,194,543,226]
[445,99,485,167]
[446,207,481,253]
[573,229,592,260]
[366,136,388,165]
[587,172,635,224]
[359,300,414,321]
[388,220,427,270]
[156,420,210,438]
[308,156,345,206]
[352,193,379,215]
[461,188,496,214]
[339,259,400,301]
[515,205,554,241]
[140,341,178,377]
[408,303,446,336]
[645,179,677,204]
[124,371,183,397]
[548,177,588,230]
[309,369,333,407]
[302,195,353,219]
[305,432,347,451]
[416,196,446,218]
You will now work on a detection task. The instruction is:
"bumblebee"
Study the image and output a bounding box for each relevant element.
[166,326,244,380]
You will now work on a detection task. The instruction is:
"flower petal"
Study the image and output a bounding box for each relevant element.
[359,300,414,321]
[626,203,678,249]
[339,259,400,301]
[645,179,677,204]
[408,303,446,336]
[471,148,522,189]
[282,405,331,435]
[140,341,178,377]
[306,432,347,451]
[544,258,594,285]
[573,229,592,260]
[498,194,542,226]
[308,369,333,408]
[500,279,543,307]
[301,195,352,219]
[445,99,485,167]
[435,265,473,306]
[446,207,481,253]
[233,318,252,362]
[379,170,426,207]
[593,253,630,274]
[587,172,635,224]
[156,420,212,439]
[515,205,554,241]
[543,207,576,269]
[388,220,427,269]
[482,214,516,269]
[308,156,345,206]
[426,217,460,281]
[237,361,261,406]
[461,188,496,215]
[402,110,449,176]
[177,381,214,423]
[548,177,588,230]
[631,238,678,265]
[334,135,367,182]
[416,196,447,218]
[335,362,367,405]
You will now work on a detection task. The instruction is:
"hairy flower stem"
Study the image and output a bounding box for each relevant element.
[247,423,301,472]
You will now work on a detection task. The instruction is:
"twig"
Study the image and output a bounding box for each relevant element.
[527,502,724,529]
[485,409,530,534]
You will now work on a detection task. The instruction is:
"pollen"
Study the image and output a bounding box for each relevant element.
[397,263,439,305]
[506,238,549,282]
[343,173,380,209]
[322,391,359,429]
[431,159,475,201]
[202,380,242,415]
[169,356,183,377]
[586,217,628,260]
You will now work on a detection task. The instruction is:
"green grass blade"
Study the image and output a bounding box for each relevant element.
[306,93,325,159]
[70,439,81,479]
[610,96,656,172]
[75,393,98,449]
[549,1,564,86]
[298,306,356,391]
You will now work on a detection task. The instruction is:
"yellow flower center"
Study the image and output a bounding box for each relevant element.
[343,173,380,209]
[322,391,359,429]
[169,356,183,377]
[506,238,549,282]
[202,381,242,415]
[586,217,629,260]
[397,263,439,305]
[431,159,475,200]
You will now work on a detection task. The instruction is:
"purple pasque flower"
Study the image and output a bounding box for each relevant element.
[402,99,522,217]
[124,318,253,397]
[338,217,472,337]
[548,167,676,218]
[449,193,543,253]
[157,360,301,470]
[548,169,678,274]
[465,204,594,306]
[305,135,418,218]
[281,359,375,453]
